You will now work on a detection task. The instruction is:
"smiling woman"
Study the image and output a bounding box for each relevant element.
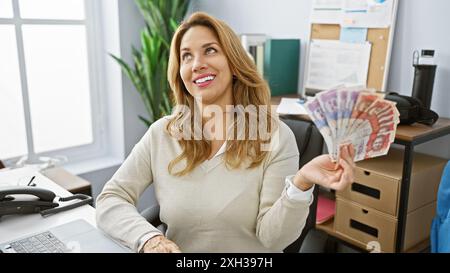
[96,11,355,254]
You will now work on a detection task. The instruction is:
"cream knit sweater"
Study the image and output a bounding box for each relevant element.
[96,116,312,253]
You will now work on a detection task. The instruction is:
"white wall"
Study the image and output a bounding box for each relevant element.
[389,0,450,158]
[191,0,312,92]
[194,0,450,159]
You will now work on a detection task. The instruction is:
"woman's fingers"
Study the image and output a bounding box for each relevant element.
[143,236,182,253]
[341,144,355,168]
[168,242,182,253]
[171,248,182,253]
[164,239,181,253]
[331,169,343,183]
[349,144,355,160]
[157,244,179,253]
[339,157,354,187]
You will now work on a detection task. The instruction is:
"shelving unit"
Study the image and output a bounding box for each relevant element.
[318,118,450,253]
[272,95,450,253]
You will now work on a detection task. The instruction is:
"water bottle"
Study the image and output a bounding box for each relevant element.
[412,50,437,109]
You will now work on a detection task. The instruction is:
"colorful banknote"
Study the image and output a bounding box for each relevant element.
[304,87,400,162]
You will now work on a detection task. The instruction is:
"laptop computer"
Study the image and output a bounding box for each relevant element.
[0,219,132,253]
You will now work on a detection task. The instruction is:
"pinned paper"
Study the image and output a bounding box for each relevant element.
[341,0,394,28]
[340,27,368,43]
[311,0,343,24]
[305,39,372,91]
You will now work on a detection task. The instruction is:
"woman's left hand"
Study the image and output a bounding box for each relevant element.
[293,144,356,191]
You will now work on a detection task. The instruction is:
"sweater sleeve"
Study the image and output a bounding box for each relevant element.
[255,123,313,251]
[95,126,162,252]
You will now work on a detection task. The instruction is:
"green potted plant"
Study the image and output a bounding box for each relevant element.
[111,0,190,127]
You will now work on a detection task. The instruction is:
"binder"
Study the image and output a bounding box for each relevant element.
[316,195,336,224]
[264,39,300,96]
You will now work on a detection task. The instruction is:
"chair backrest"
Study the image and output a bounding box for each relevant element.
[280,116,324,253]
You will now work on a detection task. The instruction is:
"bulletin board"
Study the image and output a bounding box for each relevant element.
[303,0,399,96]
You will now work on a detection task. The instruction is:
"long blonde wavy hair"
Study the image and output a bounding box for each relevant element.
[166,12,277,176]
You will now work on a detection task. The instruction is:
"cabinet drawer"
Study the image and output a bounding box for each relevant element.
[337,167,400,216]
[335,198,397,253]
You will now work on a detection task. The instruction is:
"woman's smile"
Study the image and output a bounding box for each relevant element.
[193,73,216,88]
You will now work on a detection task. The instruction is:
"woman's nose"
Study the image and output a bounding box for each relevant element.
[192,56,208,72]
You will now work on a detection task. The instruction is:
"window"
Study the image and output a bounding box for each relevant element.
[0,0,122,172]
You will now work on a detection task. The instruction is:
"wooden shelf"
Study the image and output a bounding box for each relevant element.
[316,218,334,234]
[395,117,450,142]
[316,218,368,252]
[316,216,430,253]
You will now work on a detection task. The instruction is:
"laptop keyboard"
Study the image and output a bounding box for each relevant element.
[5,231,67,253]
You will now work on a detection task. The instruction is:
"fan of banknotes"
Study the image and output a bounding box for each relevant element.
[304,87,400,162]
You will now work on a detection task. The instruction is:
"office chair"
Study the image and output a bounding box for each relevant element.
[279,116,324,253]
[0,160,5,169]
[141,116,325,253]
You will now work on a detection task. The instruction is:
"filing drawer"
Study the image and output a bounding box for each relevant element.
[337,168,400,216]
[339,148,447,214]
[335,198,397,253]
[335,198,437,252]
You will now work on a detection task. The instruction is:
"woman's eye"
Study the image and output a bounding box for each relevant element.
[182,53,192,61]
[206,47,217,55]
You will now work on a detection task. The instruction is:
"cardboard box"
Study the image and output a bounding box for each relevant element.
[337,148,446,216]
[335,198,436,252]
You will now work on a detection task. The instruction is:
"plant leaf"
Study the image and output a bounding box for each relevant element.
[113,0,190,126]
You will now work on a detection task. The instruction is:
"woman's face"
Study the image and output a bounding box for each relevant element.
[179,25,233,108]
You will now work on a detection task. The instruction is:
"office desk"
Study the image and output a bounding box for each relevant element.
[0,167,95,245]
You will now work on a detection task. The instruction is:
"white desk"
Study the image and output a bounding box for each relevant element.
[0,167,96,244]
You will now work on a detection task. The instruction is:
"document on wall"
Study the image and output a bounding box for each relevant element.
[305,39,372,91]
[341,0,394,28]
[311,0,343,24]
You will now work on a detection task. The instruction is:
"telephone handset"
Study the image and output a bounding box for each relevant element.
[0,186,93,218]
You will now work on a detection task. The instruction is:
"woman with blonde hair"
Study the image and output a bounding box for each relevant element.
[96,12,355,253]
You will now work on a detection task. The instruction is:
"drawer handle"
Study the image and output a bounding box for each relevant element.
[364,171,371,176]
[352,183,381,199]
[362,209,369,214]
[350,219,378,238]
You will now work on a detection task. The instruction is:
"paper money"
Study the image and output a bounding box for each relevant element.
[304,87,400,162]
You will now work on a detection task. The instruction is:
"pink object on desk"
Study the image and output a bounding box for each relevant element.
[316,195,336,224]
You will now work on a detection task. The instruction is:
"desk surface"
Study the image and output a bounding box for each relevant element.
[395,118,450,142]
[0,167,95,244]
[271,95,450,143]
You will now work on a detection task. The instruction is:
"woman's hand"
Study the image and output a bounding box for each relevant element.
[293,144,356,191]
[142,235,181,253]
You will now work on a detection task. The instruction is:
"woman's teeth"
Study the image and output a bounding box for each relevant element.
[195,75,215,84]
